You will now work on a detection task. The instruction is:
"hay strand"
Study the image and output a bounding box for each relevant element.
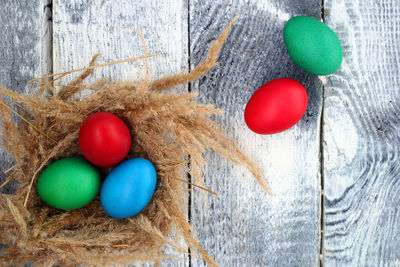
[0,98,56,142]
[29,54,155,86]
[3,165,16,175]
[0,170,16,190]
[171,176,218,196]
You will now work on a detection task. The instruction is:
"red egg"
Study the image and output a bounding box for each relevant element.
[79,112,131,167]
[244,78,308,134]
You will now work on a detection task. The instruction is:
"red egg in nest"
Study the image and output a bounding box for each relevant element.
[79,112,131,167]
[244,78,308,135]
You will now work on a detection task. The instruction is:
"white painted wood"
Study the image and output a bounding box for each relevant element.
[0,0,52,192]
[52,1,189,266]
[53,0,188,86]
[323,0,400,266]
[189,1,323,266]
[7,0,400,266]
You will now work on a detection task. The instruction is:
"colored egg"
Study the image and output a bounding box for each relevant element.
[283,16,342,75]
[244,78,308,134]
[36,158,101,210]
[79,112,131,168]
[100,158,157,219]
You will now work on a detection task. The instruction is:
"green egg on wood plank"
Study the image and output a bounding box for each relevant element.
[36,158,101,210]
[283,16,343,75]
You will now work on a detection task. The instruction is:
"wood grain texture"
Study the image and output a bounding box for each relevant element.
[0,0,51,193]
[323,0,400,266]
[52,1,189,266]
[189,1,323,266]
[7,0,400,266]
[53,0,188,85]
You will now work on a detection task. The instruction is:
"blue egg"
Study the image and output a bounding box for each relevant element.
[100,158,157,219]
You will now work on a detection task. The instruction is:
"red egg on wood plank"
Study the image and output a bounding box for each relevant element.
[244,78,308,135]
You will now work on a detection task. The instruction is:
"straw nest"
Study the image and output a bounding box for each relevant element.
[0,17,269,266]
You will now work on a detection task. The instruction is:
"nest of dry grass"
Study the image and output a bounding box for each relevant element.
[0,17,269,266]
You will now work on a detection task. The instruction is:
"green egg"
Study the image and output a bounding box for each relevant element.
[37,158,101,210]
[283,16,343,75]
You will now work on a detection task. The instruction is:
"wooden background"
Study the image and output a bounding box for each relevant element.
[1,0,399,266]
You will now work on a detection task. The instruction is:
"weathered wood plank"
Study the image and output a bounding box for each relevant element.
[323,0,400,266]
[0,0,52,192]
[53,0,188,85]
[189,1,323,266]
[53,1,189,266]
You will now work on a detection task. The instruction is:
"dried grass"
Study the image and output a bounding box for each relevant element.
[0,16,269,266]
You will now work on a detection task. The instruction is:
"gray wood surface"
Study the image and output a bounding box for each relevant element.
[0,0,51,192]
[1,0,400,266]
[323,0,400,266]
[189,1,322,266]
